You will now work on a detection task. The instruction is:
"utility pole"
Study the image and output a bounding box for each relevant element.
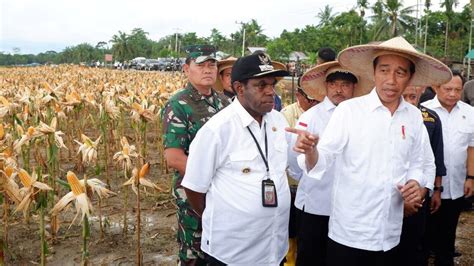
[468,4,473,80]
[415,0,419,46]
[236,21,246,56]
[173,28,181,54]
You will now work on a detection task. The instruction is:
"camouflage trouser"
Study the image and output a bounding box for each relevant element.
[173,175,204,265]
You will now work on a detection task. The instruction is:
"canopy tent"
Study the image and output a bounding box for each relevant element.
[466,49,474,59]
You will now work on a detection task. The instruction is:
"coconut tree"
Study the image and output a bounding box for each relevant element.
[373,0,416,40]
[357,0,369,43]
[441,0,459,57]
[423,0,432,52]
[317,5,337,27]
[110,31,131,62]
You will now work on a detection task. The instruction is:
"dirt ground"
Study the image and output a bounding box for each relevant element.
[3,174,473,265]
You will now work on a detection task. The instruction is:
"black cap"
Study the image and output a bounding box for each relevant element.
[231,51,289,83]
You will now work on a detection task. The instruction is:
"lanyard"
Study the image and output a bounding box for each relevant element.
[247,123,269,177]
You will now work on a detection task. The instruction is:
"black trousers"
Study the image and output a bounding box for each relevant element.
[204,253,285,266]
[326,239,398,266]
[428,197,464,266]
[397,195,431,266]
[295,208,329,266]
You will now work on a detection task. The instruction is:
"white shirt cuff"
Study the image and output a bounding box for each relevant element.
[297,153,326,180]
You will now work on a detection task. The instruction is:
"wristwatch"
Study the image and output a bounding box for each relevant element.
[433,186,444,192]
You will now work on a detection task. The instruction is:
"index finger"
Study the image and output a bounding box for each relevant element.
[285,127,316,138]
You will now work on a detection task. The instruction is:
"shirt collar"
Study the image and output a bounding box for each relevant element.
[322,96,337,111]
[186,82,217,102]
[366,87,409,112]
[232,98,268,128]
[431,95,460,111]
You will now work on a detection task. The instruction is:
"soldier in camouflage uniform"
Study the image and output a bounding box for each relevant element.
[161,45,230,265]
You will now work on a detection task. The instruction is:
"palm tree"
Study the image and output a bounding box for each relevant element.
[372,0,416,40]
[423,0,431,52]
[357,0,369,43]
[110,31,131,62]
[317,5,337,27]
[441,0,459,57]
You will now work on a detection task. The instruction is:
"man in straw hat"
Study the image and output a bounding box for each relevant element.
[182,51,300,265]
[287,36,452,266]
[215,56,237,99]
[290,61,372,266]
[161,44,230,265]
[423,70,474,265]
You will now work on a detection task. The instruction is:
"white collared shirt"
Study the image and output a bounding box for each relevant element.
[292,96,337,216]
[182,99,292,265]
[421,127,436,190]
[423,96,474,199]
[300,88,425,252]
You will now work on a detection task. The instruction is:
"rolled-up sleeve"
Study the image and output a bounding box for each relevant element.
[303,104,348,180]
[422,128,436,190]
[406,117,425,186]
[182,126,221,193]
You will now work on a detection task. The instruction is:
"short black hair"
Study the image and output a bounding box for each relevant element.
[451,69,465,85]
[373,56,416,76]
[318,47,336,63]
[326,72,358,84]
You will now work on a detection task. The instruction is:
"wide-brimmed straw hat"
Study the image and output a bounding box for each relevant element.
[215,57,237,91]
[338,36,452,87]
[300,61,373,101]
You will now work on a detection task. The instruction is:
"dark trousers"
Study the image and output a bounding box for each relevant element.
[326,239,398,266]
[295,208,329,266]
[204,253,286,266]
[397,195,431,266]
[428,197,464,266]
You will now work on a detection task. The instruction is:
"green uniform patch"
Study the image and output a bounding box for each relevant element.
[161,82,229,263]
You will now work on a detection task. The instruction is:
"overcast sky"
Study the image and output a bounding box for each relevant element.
[0,0,469,54]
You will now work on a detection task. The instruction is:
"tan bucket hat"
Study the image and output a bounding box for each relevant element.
[338,36,452,87]
[300,61,373,101]
[215,57,237,91]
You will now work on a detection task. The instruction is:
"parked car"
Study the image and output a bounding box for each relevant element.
[145,59,160,71]
[129,57,146,70]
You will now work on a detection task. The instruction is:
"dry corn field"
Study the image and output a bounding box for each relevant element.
[0,66,472,265]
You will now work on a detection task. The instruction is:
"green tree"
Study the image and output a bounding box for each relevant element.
[373,0,416,40]
[441,0,459,57]
[110,31,131,61]
[357,0,370,43]
[317,5,336,27]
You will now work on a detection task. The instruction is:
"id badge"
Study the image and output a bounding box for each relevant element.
[262,179,278,207]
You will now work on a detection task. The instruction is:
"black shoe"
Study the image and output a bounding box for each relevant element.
[453,251,462,257]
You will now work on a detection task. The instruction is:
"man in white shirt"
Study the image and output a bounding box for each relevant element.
[291,61,372,266]
[182,51,296,265]
[288,37,452,266]
[422,71,474,265]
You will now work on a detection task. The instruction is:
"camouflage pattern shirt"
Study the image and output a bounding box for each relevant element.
[161,82,229,263]
[162,82,230,156]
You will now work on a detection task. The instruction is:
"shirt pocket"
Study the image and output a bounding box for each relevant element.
[456,124,474,148]
[273,142,288,173]
[229,149,261,177]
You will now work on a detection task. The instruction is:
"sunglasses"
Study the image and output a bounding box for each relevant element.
[297,88,319,103]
